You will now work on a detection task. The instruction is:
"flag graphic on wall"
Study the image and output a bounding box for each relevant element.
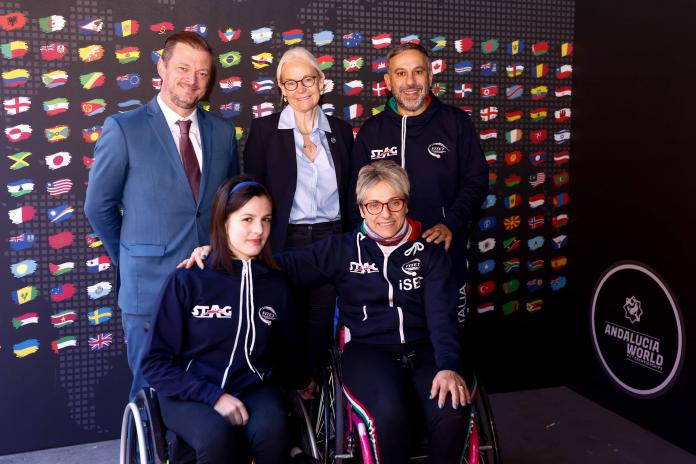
[0,9,573,453]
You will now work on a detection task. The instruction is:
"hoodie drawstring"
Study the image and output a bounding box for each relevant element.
[221,260,261,389]
[356,232,365,265]
[243,260,259,376]
[400,115,408,169]
[404,242,424,256]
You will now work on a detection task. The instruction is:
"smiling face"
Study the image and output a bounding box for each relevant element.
[157,42,212,116]
[279,58,323,114]
[225,195,272,260]
[359,181,408,239]
[384,49,432,116]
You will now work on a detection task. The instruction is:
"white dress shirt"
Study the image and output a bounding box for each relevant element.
[157,93,203,171]
[277,105,340,224]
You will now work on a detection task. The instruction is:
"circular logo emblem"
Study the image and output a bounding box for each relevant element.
[258,306,277,326]
[427,142,448,159]
[591,262,684,398]
[401,258,421,276]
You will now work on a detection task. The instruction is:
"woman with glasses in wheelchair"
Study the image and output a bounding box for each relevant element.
[284,160,473,463]
[141,177,299,464]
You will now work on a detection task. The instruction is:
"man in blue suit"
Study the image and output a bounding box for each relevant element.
[85,32,238,400]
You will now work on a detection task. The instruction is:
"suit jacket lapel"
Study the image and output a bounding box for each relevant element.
[280,128,298,216]
[146,98,193,200]
[197,107,213,206]
[327,118,343,187]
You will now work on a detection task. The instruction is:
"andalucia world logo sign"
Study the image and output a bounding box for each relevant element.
[591,262,685,398]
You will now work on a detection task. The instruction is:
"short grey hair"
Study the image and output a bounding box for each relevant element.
[276,46,325,85]
[356,161,410,205]
[386,42,430,66]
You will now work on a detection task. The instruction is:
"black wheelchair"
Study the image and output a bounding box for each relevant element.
[298,347,501,464]
[119,386,323,464]
[119,387,170,464]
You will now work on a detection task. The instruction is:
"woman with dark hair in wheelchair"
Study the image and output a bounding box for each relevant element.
[186,161,473,463]
[141,177,300,464]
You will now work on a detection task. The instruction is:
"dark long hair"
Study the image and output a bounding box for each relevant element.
[208,176,279,273]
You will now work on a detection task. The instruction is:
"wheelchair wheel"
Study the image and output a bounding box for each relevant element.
[120,400,151,464]
[304,347,360,464]
[119,389,168,464]
[468,382,501,464]
[315,349,344,463]
[294,393,322,461]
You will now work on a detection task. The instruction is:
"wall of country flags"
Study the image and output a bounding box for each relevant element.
[0,0,574,454]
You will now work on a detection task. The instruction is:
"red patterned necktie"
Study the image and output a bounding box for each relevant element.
[176,119,200,202]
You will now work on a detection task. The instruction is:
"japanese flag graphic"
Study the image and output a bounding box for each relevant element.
[45,152,72,169]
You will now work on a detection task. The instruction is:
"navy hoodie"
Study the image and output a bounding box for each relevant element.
[350,94,488,253]
[278,223,463,372]
[141,260,296,406]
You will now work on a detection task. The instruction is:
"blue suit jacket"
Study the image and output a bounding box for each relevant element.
[85,97,239,315]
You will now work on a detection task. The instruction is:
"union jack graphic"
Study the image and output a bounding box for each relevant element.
[88,332,113,351]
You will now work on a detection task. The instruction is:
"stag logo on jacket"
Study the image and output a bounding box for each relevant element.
[402,258,421,276]
[350,261,379,274]
[370,146,397,159]
[258,306,277,326]
[191,305,232,318]
[427,142,449,159]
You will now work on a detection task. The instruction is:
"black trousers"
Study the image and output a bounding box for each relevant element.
[284,220,342,378]
[158,382,290,464]
[341,341,471,464]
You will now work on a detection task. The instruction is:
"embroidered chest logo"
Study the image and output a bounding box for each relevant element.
[350,261,379,274]
[427,142,449,159]
[258,306,277,326]
[191,305,232,318]
[370,146,398,160]
[401,258,421,276]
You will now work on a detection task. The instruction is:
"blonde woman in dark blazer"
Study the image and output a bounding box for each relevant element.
[244,46,353,380]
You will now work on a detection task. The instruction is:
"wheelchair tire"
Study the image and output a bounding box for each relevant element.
[120,400,151,464]
[119,389,169,464]
[293,393,322,461]
[470,383,501,464]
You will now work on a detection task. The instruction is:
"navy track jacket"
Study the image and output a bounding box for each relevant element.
[141,260,296,406]
[278,225,463,372]
[350,94,488,246]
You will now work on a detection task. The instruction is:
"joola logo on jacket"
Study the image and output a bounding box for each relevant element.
[258,306,277,325]
[427,142,449,158]
[402,258,421,276]
[191,305,232,318]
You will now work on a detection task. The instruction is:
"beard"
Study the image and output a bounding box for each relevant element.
[167,86,201,110]
[393,85,427,112]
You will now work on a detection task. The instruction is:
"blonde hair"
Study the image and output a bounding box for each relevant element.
[276,47,325,86]
[356,161,410,205]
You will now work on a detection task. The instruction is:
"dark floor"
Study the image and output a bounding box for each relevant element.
[492,387,694,464]
[0,387,693,463]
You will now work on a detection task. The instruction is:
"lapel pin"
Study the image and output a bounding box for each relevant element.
[330,137,336,144]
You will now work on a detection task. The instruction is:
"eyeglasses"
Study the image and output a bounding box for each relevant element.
[362,198,406,215]
[281,75,317,91]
